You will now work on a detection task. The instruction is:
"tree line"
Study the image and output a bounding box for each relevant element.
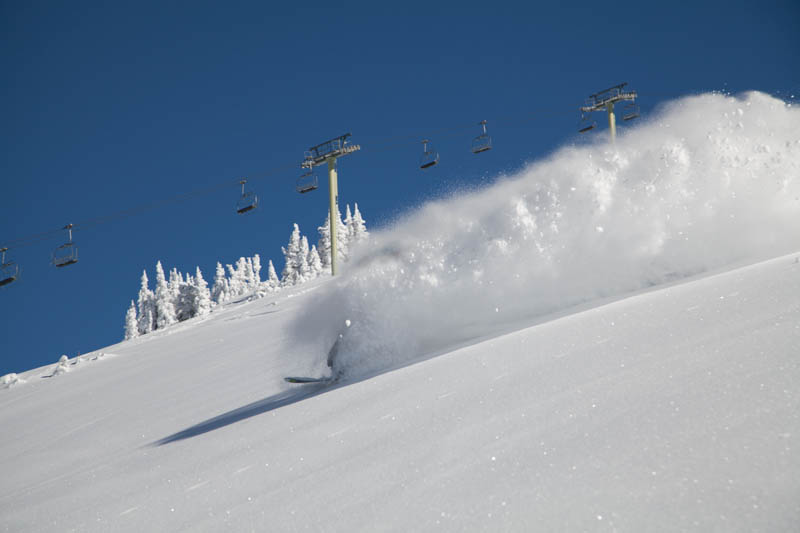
[124,204,368,340]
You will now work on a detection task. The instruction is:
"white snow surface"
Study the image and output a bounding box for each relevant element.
[1,91,799,531]
[2,255,799,532]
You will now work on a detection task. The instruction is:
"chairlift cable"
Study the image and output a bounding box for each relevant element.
[7,84,783,254]
[2,92,658,256]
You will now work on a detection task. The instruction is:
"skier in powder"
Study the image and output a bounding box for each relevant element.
[284,320,352,384]
[326,319,351,379]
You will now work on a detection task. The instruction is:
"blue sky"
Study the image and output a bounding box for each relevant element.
[1,0,798,375]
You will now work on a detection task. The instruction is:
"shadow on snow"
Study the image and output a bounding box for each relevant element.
[151,383,331,446]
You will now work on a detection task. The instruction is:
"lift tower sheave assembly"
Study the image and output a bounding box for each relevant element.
[300,133,360,276]
[579,82,638,143]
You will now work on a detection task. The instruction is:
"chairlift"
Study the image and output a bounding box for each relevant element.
[419,139,439,169]
[236,179,258,214]
[297,168,319,194]
[0,247,19,287]
[53,224,78,268]
[622,102,640,121]
[471,120,492,154]
[578,112,597,133]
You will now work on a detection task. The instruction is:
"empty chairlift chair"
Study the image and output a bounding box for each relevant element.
[236,179,258,214]
[419,139,439,169]
[296,168,319,194]
[578,112,597,133]
[471,120,492,154]
[52,224,78,268]
[622,102,640,121]
[0,248,19,287]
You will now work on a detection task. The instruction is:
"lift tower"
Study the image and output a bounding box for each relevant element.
[300,134,360,276]
[579,82,638,144]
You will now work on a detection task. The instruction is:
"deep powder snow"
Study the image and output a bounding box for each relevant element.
[291,91,800,376]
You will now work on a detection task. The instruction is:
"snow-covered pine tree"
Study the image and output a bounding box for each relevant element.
[124,301,139,340]
[240,257,250,294]
[169,268,182,300]
[224,260,242,298]
[308,244,323,278]
[299,236,312,280]
[266,259,280,290]
[225,264,236,295]
[175,279,196,322]
[154,261,177,329]
[243,257,257,293]
[317,212,332,272]
[335,205,349,263]
[281,224,303,287]
[317,207,349,273]
[211,262,227,304]
[351,203,369,245]
[345,204,354,240]
[194,267,212,317]
[137,270,155,335]
[251,254,262,290]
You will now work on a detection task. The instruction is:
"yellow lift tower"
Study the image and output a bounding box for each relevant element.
[299,134,360,276]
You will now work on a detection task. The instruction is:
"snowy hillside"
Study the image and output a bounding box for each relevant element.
[1,253,799,532]
[1,91,799,531]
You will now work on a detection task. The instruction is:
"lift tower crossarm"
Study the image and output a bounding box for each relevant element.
[580,82,637,113]
[302,134,361,169]
[299,133,360,276]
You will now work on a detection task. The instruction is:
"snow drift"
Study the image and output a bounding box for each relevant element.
[293,91,800,376]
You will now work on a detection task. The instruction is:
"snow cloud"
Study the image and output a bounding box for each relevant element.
[293,91,800,376]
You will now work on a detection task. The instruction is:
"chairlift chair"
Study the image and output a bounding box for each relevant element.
[419,139,439,169]
[53,224,78,268]
[236,179,258,214]
[0,248,19,287]
[578,112,597,133]
[622,102,640,121]
[297,169,319,194]
[471,120,492,154]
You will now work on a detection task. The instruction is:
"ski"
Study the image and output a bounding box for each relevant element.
[284,376,334,384]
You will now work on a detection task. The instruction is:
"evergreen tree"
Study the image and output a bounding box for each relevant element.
[229,257,248,296]
[335,204,349,262]
[345,204,354,240]
[175,281,195,322]
[281,224,303,286]
[224,262,238,297]
[317,207,349,272]
[169,268,182,300]
[308,244,323,278]
[244,257,257,292]
[299,236,312,280]
[351,203,369,245]
[194,267,212,317]
[266,259,280,289]
[124,300,139,340]
[252,254,262,289]
[154,261,177,329]
[137,270,155,335]
[211,262,227,304]
[317,212,332,272]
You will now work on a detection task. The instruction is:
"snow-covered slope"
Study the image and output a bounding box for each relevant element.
[1,254,799,532]
[1,91,799,531]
